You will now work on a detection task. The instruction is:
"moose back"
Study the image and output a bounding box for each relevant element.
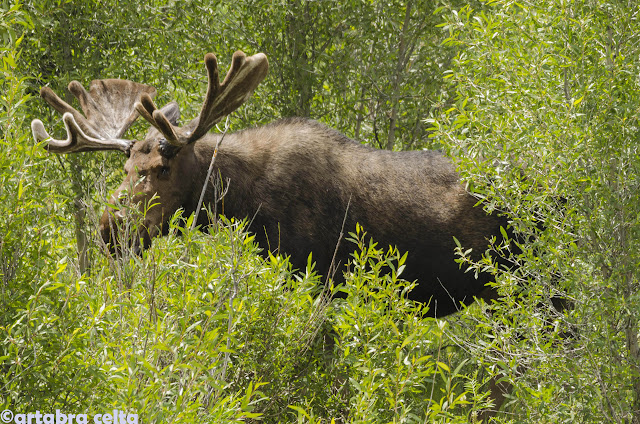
[32,51,510,318]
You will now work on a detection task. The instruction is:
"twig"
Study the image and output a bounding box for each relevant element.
[182,117,230,263]
[325,195,352,288]
[220,221,240,382]
[192,116,231,232]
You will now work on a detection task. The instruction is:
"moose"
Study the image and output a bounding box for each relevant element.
[31,51,512,317]
[32,51,515,415]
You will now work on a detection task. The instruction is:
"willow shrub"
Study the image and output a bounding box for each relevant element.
[4,201,492,423]
[434,1,640,422]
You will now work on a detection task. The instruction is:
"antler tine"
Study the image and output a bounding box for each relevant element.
[188,51,268,143]
[136,93,158,126]
[137,51,269,147]
[31,113,132,154]
[33,79,157,154]
[40,86,102,139]
[134,93,181,144]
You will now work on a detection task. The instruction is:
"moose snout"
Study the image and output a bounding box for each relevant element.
[99,206,124,255]
[99,203,157,256]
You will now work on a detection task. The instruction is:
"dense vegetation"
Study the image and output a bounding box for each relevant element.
[2,0,640,422]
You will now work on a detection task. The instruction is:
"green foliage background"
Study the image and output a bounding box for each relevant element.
[2,0,640,422]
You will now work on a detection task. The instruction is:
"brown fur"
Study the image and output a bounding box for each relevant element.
[101,117,509,318]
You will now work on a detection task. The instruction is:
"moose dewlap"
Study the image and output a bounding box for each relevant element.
[32,50,510,318]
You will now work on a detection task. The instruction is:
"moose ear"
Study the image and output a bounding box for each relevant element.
[158,101,181,126]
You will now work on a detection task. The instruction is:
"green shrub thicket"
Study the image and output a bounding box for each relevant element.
[3,0,640,423]
[435,1,640,423]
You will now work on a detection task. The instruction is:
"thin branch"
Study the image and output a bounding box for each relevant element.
[192,116,231,232]
[325,195,352,289]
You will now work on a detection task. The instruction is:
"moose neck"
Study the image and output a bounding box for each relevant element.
[185,131,265,227]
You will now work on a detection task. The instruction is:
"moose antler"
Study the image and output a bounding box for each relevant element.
[31,80,157,153]
[136,51,269,147]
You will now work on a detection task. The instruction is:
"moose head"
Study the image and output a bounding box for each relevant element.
[32,51,268,254]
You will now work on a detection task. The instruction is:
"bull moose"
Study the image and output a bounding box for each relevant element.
[31,51,513,319]
[31,50,517,417]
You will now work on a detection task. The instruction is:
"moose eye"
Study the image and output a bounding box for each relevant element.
[159,166,170,177]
